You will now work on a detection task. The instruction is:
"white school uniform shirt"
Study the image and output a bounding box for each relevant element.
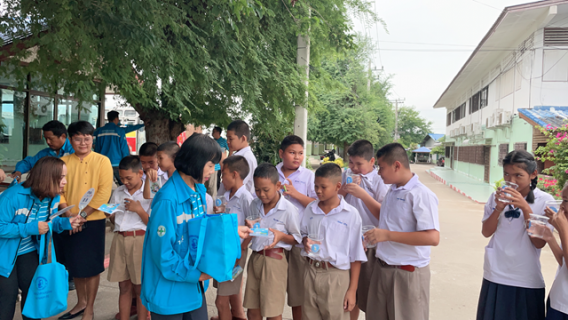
[376,174,440,268]
[110,183,152,232]
[550,255,568,314]
[224,185,254,227]
[342,168,389,227]
[482,188,553,288]
[142,168,170,199]
[234,146,258,196]
[248,195,302,252]
[205,193,214,214]
[276,162,317,221]
[300,197,367,270]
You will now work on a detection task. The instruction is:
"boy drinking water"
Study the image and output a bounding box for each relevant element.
[225,120,258,195]
[276,135,316,320]
[213,156,254,320]
[364,143,440,320]
[243,164,301,320]
[301,163,367,320]
[107,156,152,320]
[339,139,388,317]
[139,142,169,185]
[143,142,179,199]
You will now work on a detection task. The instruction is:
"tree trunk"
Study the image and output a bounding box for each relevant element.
[134,104,184,145]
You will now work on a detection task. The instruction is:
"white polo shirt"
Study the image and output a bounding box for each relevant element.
[248,194,302,252]
[234,146,258,196]
[482,188,553,288]
[342,168,389,227]
[110,183,152,232]
[550,255,568,314]
[205,193,213,215]
[276,162,317,220]
[376,174,440,268]
[224,185,254,227]
[300,197,367,270]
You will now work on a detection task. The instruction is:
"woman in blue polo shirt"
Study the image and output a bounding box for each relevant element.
[0,157,84,320]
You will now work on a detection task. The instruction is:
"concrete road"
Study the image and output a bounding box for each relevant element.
[14,164,559,320]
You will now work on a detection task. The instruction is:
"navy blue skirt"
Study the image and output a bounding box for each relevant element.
[547,298,568,320]
[477,279,545,320]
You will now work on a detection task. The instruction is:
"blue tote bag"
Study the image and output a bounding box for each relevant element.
[188,213,241,282]
[23,223,69,318]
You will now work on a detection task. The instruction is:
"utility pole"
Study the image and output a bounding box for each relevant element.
[389,99,405,141]
[294,33,310,166]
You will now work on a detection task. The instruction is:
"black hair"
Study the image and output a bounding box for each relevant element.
[42,120,67,138]
[315,163,342,181]
[139,142,158,157]
[119,155,143,172]
[253,163,279,184]
[107,110,119,122]
[280,135,304,151]
[157,141,180,160]
[175,134,222,183]
[223,155,250,180]
[503,150,538,204]
[348,139,374,161]
[376,143,410,169]
[213,126,222,134]
[67,121,94,138]
[227,120,251,141]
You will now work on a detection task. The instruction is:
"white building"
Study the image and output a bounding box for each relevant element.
[433,0,568,185]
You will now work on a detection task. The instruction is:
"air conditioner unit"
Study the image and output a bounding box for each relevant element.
[466,124,473,136]
[474,123,483,135]
[459,125,466,135]
[496,111,512,127]
[487,114,495,128]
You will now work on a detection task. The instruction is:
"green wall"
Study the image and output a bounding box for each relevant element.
[453,161,486,181]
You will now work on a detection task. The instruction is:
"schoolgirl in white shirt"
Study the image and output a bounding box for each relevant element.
[541,182,568,320]
[477,150,553,320]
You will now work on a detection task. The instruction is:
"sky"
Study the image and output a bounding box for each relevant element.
[353,0,532,134]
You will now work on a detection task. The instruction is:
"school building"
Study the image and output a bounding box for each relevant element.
[433,0,568,188]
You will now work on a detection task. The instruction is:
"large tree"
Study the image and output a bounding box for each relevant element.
[307,37,393,157]
[396,106,433,148]
[0,0,377,143]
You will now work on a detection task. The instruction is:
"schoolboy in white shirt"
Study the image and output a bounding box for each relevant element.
[226,120,258,196]
[243,164,302,320]
[301,163,367,320]
[339,139,388,317]
[364,143,440,320]
[213,156,254,320]
[139,142,169,184]
[276,135,316,320]
[107,156,152,320]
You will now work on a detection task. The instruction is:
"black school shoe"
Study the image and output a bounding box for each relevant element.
[58,309,85,320]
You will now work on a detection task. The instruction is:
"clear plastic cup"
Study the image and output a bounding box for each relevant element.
[346,172,361,185]
[307,234,323,260]
[362,225,377,248]
[546,200,562,218]
[214,195,227,213]
[527,214,550,238]
[246,213,261,228]
[498,181,519,203]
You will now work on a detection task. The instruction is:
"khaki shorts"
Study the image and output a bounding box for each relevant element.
[302,261,350,320]
[286,246,306,307]
[366,259,430,320]
[357,247,376,312]
[214,248,248,296]
[243,251,288,318]
[107,232,145,285]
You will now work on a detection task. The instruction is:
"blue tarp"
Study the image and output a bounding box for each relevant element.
[428,133,445,141]
[413,147,431,153]
[518,106,568,128]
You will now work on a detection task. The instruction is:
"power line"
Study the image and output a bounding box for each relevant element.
[377,40,516,49]
[470,0,501,11]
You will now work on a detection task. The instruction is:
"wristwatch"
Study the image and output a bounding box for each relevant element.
[79,211,88,219]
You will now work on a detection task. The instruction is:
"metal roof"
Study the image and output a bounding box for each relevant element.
[428,134,445,141]
[518,106,568,127]
[412,147,432,153]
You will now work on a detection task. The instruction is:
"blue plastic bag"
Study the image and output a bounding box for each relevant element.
[23,223,69,318]
[187,213,241,282]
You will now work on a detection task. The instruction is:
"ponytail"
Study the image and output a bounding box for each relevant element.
[503,150,538,204]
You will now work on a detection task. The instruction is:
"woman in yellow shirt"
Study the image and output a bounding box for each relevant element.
[54,121,113,320]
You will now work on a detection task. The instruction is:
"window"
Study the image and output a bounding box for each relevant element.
[447,112,452,126]
[28,95,54,156]
[544,28,568,47]
[453,103,466,122]
[470,87,489,114]
[542,50,568,82]
[79,102,99,127]
[514,142,527,151]
[0,89,26,166]
[480,86,488,107]
[498,144,508,166]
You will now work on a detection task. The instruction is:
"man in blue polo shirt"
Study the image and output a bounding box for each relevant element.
[10,120,74,182]
[94,110,144,185]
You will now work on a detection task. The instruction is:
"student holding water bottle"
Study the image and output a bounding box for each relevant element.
[477,150,553,320]
[300,163,367,320]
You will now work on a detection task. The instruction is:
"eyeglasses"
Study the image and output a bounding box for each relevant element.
[72,137,92,145]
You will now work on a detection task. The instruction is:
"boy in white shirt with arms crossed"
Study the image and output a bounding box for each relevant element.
[243,164,302,320]
[301,163,367,320]
[213,155,254,320]
[339,139,388,319]
[364,143,440,320]
[226,120,258,196]
[276,135,317,320]
[107,156,152,320]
